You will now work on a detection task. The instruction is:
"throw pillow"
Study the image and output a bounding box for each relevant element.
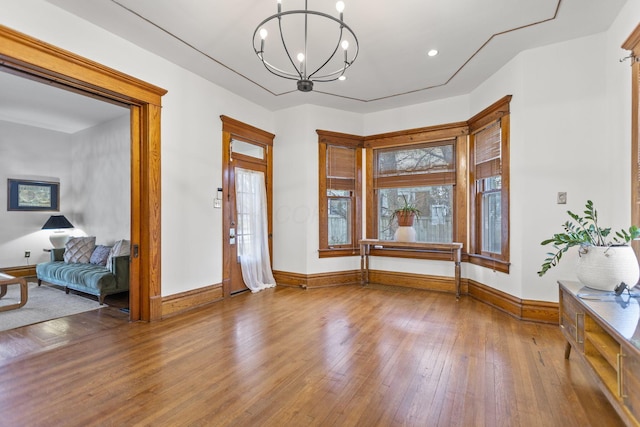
[106,239,131,268]
[63,236,96,264]
[90,245,112,266]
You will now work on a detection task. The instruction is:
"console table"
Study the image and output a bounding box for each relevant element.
[559,280,640,426]
[359,240,463,298]
[0,272,28,312]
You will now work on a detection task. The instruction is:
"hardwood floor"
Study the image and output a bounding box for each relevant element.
[0,285,623,426]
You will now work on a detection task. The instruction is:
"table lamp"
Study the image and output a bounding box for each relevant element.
[42,215,74,248]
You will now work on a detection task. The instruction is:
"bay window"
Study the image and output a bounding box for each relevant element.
[317,96,510,271]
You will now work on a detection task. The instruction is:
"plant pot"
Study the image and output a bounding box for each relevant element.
[396,212,415,227]
[394,226,416,242]
[576,245,640,291]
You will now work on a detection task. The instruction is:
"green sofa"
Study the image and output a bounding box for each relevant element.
[36,248,129,304]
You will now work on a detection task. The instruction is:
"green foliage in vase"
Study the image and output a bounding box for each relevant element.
[391,194,421,221]
[537,200,640,276]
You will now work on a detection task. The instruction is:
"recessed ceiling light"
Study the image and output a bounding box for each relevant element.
[427,49,439,57]
[339,75,346,81]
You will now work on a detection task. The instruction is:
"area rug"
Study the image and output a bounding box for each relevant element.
[0,282,103,332]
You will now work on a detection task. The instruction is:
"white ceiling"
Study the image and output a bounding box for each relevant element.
[0,0,628,131]
[45,0,627,113]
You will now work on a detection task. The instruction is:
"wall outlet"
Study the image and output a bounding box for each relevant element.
[557,192,567,204]
[24,250,31,258]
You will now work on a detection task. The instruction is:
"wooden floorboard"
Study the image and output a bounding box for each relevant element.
[0,285,624,426]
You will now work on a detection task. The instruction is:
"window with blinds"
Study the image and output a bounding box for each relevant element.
[317,131,362,256]
[474,122,501,179]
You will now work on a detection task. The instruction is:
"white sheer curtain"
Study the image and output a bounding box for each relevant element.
[235,167,276,293]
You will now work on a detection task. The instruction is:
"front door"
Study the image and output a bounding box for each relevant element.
[221,117,274,297]
[228,157,268,294]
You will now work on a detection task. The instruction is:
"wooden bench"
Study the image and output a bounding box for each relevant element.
[0,272,28,312]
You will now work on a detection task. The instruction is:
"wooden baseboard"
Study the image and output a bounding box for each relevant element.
[155,270,558,325]
[1,265,36,278]
[521,299,559,324]
[273,270,360,289]
[366,271,557,324]
[367,269,469,294]
[468,280,558,324]
[161,284,224,318]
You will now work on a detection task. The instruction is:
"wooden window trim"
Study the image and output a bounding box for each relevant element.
[317,130,363,257]
[364,122,468,149]
[468,96,511,270]
[466,254,511,273]
[366,124,468,251]
[623,24,640,260]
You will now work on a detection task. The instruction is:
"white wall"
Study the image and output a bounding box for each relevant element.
[273,105,363,275]
[0,120,73,266]
[71,114,130,245]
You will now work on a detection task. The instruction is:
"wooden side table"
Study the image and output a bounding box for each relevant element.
[0,272,28,312]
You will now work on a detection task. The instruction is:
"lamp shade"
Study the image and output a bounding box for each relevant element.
[42,215,74,230]
[42,215,74,249]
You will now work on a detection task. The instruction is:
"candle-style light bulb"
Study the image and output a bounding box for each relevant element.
[341,40,349,62]
[277,0,282,13]
[259,28,268,55]
[336,1,345,20]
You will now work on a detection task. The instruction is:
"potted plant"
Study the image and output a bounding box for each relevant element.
[391,195,421,226]
[538,200,640,291]
[391,195,421,241]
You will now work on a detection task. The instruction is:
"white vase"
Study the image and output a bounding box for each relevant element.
[576,245,640,291]
[394,226,416,242]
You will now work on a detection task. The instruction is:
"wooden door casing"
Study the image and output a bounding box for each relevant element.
[221,116,274,298]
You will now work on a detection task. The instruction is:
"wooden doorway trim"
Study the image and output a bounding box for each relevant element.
[220,115,274,298]
[623,23,640,261]
[0,24,167,321]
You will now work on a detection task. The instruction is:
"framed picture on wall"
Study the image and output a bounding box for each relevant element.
[7,179,60,211]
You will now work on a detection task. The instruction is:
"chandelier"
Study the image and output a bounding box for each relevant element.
[253,0,359,92]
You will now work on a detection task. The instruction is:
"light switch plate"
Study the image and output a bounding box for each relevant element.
[214,199,222,208]
[557,192,567,204]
